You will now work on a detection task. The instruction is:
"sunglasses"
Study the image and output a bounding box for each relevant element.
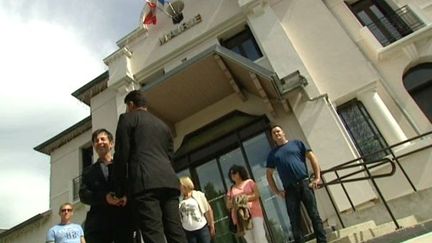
[61,208,73,213]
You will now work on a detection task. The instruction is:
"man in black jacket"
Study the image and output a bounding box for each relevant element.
[79,129,135,243]
[113,90,186,243]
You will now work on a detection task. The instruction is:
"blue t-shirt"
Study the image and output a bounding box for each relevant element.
[46,223,84,243]
[266,140,311,187]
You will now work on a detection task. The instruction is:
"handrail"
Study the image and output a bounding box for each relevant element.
[321,158,396,185]
[316,130,432,229]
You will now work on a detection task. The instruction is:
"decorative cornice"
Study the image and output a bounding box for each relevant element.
[103,46,134,66]
[238,0,268,14]
[72,71,109,106]
[117,26,148,48]
[108,75,140,96]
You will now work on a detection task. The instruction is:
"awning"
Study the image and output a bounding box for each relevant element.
[140,45,304,125]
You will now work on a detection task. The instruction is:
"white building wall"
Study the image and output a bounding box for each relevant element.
[325,0,432,134]
[50,131,91,209]
[47,131,91,236]
[106,0,245,87]
[272,0,379,100]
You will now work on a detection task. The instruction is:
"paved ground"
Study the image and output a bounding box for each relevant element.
[402,232,432,243]
[367,220,432,243]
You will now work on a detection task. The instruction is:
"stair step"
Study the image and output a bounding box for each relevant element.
[367,218,432,243]
[306,221,377,243]
[331,215,418,243]
[327,221,377,242]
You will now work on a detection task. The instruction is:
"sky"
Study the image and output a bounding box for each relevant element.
[0,0,144,229]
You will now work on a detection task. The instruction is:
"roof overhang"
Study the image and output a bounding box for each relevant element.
[34,116,92,155]
[72,71,109,106]
[0,210,51,238]
[140,45,305,125]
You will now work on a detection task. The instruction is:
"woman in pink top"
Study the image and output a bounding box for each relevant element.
[226,165,269,243]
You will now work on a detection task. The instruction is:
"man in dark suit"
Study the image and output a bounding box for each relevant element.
[79,129,135,243]
[113,90,187,243]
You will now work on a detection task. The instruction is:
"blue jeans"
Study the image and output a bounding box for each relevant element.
[284,180,327,243]
[184,224,211,243]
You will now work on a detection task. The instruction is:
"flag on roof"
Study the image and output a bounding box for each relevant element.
[141,0,157,26]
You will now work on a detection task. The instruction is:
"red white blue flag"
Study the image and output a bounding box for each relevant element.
[141,0,157,26]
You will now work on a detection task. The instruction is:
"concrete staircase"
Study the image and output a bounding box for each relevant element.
[306,215,432,243]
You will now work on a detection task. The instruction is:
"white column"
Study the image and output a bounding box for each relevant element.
[358,89,407,145]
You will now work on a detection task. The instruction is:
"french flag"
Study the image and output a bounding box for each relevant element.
[142,0,157,26]
[141,0,171,26]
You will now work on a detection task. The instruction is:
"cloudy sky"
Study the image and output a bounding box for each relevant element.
[0,0,144,229]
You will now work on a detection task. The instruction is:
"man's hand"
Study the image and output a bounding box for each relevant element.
[106,193,121,206]
[209,224,216,238]
[116,196,127,207]
[309,178,322,190]
[106,193,127,206]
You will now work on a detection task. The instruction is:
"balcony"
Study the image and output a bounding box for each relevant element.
[72,175,81,201]
[365,5,425,47]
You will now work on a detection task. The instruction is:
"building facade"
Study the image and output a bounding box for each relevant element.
[2,0,432,242]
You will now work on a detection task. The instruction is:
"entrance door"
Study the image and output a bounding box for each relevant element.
[190,132,294,242]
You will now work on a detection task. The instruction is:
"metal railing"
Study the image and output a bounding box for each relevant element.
[318,130,432,229]
[366,5,425,47]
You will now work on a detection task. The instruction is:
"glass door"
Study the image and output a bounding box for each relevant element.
[196,159,243,243]
[180,129,305,242]
[193,132,297,242]
[242,133,293,242]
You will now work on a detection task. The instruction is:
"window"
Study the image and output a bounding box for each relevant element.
[73,145,93,201]
[347,0,424,46]
[337,99,389,162]
[403,63,432,122]
[81,145,93,169]
[221,27,263,61]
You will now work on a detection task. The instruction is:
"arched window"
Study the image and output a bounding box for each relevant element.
[403,63,432,122]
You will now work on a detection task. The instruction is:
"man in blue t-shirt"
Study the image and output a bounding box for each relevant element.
[46,203,85,243]
[266,125,327,243]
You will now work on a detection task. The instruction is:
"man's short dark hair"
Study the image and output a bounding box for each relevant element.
[270,124,282,132]
[124,90,147,108]
[92,129,113,143]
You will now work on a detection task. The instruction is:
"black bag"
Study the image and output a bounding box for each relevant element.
[228,185,237,234]
[228,212,237,233]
